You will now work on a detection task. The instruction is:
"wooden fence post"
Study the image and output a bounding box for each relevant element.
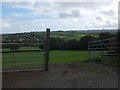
[45,28,50,70]
[88,42,90,58]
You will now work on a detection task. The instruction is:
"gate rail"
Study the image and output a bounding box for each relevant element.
[88,38,119,59]
[1,28,50,72]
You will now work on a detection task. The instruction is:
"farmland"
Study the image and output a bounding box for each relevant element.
[2,50,89,69]
[50,51,89,64]
[50,31,99,41]
[2,29,119,70]
[2,30,119,88]
[2,29,117,43]
[2,50,118,70]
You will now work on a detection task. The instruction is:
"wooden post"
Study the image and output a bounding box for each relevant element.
[88,42,90,58]
[45,28,50,70]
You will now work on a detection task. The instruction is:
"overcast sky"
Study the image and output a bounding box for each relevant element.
[0,1,119,34]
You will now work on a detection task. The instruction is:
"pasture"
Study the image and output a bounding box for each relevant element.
[50,35,84,41]
[2,49,118,70]
[2,50,89,69]
[50,31,99,42]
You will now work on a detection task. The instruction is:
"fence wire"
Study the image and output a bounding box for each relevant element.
[1,32,47,72]
[88,38,119,59]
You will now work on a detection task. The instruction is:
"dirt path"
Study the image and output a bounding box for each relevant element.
[2,62,118,88]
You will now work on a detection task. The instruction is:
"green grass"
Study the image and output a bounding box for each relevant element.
[50,34,98,41]
[50,51,89,64]
[50,35,81,41]
[101,57,119,67]
[2,51,89,69]
[2,50,118,69]
[2,46,40,52]
[2,51,44,68]
[87,51,119,67]
[50,36,67,38]
[88,54,119,67]
[50,34,86,41]
[20,46,40,50]
[63,35,81,41]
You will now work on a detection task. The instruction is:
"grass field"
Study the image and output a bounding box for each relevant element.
[2,51,89,69]
[2,50,118,69]
[2,46,40,52]
[50,33,98,41]
[2,51,44,68]
[50,35,83,41]
[50,51,89,64]
[89,51,119,67]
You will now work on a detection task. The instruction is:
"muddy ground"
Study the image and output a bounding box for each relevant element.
[2,62,119,88]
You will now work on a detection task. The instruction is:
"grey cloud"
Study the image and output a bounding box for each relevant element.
[101,10,115,16]
[103,21,117,28]
[105,20,111,25]
[59,9,81,18]
[96,16,103,21]
[90,19,117,29]
[103,23,117,28]
[55,2,112,9]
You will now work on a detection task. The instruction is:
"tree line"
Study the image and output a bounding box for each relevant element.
[2,32,117,51]
[49,32,115,50]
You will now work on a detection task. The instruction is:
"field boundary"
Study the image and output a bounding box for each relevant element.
[2,28,50,72]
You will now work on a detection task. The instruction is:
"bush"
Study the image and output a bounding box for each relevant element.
[79,35,97,50]
[99,32,113,40]
[2,43,20,51]
[10,44,20,50]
